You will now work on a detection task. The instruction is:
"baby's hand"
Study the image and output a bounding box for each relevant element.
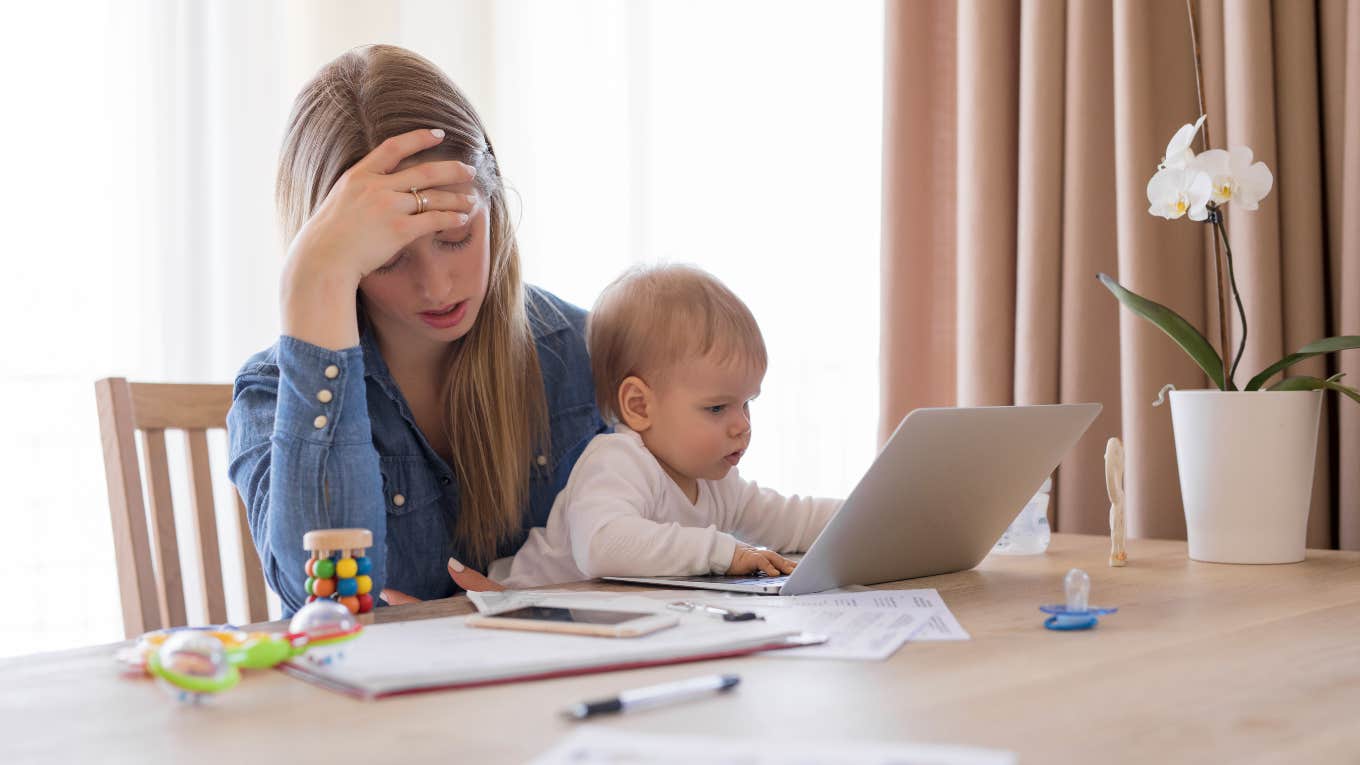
[727,545,797,577]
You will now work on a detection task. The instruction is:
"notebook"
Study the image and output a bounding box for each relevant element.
[281,611,821,699]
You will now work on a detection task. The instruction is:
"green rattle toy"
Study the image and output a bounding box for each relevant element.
[131,598,363,703]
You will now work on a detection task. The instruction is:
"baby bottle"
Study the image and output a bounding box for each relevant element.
[991,476,1052,555]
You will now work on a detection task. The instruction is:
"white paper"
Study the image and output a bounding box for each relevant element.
[691,588,969,659]
[467,588,970,661]
[757,605,930,660]
[777,589,972,642]
[913,608,972,642]
[531,727,1016,765]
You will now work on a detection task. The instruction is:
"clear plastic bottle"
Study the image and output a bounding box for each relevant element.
[991,476,1052,555]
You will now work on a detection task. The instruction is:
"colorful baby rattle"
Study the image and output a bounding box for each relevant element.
[303,528,375,620]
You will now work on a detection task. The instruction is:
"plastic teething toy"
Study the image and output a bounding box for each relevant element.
[123,598,364,702]
[1039,568,1118,630]
[287,597,363,667]
[146,631,240,703]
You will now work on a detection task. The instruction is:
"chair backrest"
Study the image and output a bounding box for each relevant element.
[95,377,270,637]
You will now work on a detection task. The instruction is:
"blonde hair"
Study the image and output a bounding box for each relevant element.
[275,45,548,566]
[588,264,768,423]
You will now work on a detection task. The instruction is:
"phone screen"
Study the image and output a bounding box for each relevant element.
[490,606,650,625]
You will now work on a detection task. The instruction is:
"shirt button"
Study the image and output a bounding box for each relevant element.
[536,454,548,467]
[317,389,333,403]
[324,365,340,379]
[393,494,406,507]
[313,415,328,429]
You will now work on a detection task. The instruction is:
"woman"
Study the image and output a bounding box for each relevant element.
[228,45,605,614]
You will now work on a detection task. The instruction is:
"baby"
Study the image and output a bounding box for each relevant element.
[485,264,841,588]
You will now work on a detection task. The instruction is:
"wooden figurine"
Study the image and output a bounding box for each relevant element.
[303,528,376,623]
[1105,437,1127,567]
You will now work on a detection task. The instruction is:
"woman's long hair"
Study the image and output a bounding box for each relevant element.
[276,44,548,566]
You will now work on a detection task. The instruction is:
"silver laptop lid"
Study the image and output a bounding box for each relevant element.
[779,403,1100,596]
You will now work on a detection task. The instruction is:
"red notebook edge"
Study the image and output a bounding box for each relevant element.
[278,632,825,701]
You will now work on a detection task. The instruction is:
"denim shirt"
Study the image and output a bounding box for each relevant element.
[227,286,607,614]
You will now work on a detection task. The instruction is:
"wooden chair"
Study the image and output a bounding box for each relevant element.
[95,377,271,637]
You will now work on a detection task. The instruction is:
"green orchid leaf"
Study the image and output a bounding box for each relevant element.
[1245,336,1360,390]
[1269,375,1360,405]
[1097,273,1230,390]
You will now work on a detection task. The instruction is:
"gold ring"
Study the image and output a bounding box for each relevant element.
[409,187,427,215]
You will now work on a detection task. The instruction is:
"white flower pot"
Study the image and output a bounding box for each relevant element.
[1168,389,1322,564]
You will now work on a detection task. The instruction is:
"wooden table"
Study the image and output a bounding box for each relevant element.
[5,534,1359,764]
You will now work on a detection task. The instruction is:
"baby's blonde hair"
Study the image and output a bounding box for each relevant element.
[588,264,768,424]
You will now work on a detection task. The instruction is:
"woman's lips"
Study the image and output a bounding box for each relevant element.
[419,300,468,329]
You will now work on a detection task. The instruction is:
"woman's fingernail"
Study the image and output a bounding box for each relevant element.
[448,557,465,573]
[431,128,446,138]
[378,591,389,603]
[457,213,470,224]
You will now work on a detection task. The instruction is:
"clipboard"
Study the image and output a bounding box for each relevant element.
[279,612,824,700]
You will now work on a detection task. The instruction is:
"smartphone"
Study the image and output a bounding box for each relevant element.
[465,605,679,638]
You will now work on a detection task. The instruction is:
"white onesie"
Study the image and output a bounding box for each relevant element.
[490,426,841,588]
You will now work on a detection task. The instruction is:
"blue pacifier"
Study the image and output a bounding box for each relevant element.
[1040,568,1117,630]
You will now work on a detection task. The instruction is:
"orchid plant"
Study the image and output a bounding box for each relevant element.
[1097,116,1359,404]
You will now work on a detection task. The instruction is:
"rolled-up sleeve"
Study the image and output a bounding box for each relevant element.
[227,336,386,614]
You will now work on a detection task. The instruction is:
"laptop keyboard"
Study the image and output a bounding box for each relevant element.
[727,576,789,586]
[659,574,789,586]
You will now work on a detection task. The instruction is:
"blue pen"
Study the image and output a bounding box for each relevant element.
[562,673,741,720]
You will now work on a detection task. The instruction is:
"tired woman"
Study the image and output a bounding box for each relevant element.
[228,45,605,613]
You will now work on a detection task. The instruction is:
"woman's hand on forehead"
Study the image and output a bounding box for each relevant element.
[280,128,481,350]
[291,129,481,279]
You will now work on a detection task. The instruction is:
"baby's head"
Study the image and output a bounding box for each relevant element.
[588,265,767,491]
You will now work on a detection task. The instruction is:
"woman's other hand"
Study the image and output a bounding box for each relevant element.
[378,556,507,605]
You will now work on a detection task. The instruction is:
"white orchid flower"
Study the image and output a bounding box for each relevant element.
[1159,114,1207,170]
[1191,146,1274,210]
[1146,166,1211,221]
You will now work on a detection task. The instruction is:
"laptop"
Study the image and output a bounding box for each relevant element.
[603,403,1101,596]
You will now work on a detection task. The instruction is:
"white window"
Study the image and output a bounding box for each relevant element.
[0,0,882,656]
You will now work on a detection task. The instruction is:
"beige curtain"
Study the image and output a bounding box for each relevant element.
[881,0,1360,548]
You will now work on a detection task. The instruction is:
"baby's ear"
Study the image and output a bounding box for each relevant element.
[618,376,652,432]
